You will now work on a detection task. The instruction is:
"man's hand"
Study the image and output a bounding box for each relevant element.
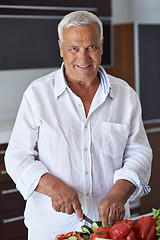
[98,195,125,226]
[98,179,136,226]
[35,173,83,221]
[50,178,83,221]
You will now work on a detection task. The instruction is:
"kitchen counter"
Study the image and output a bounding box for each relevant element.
[0,119,15,144]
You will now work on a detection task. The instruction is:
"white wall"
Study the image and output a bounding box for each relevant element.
[0,68,55,121]
[112,0,160,24]
[129,0,160,24]
[112,0,130,24]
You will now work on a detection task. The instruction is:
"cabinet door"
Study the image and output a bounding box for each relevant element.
[0,182,25,212]
[0,209,27,239]
[0,181,25,213]
[0,163,11,183]
[0,144,7,164]
[0,0,111,16]
[107,24,135,89]
[141,126,160,214]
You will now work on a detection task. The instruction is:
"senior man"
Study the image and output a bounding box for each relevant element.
[5,11,152,239]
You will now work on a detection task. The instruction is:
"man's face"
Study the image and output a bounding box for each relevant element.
[58,23,103,83]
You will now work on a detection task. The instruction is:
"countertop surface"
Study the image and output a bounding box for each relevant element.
[0,119,15,144]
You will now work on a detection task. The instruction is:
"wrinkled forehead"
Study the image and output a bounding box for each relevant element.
[62,23,101,43]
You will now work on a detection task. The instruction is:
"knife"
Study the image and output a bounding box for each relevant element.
[83,213,93,224]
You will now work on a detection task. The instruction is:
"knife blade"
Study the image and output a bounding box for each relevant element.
[83,213,93,224]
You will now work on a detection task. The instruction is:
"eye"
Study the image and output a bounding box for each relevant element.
[69,46,78,52]
[88,45,97,51]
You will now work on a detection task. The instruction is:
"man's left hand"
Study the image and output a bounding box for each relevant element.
[98,195,125,226]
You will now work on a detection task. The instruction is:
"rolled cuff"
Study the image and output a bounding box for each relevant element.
[16,161,49,200]
[113,168,151,200]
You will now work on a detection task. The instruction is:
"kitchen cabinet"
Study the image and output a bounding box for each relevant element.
[0,143,27,240]
[107,23,160,215]
[141,124,160,213]
[0,0,111,16]
[0,1,112,70]
[106,24,135,89]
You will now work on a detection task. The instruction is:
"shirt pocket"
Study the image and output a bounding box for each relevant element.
[102,122,130,158]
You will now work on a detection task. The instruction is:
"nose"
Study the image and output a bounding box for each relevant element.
[77,49,90,65]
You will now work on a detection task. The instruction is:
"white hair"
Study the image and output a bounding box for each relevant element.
[58,11,103,45]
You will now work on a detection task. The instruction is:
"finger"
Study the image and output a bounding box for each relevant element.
[119,208,125,221]
[101,215,108,226]
[65,206,74,215]
[60,206,66,213]
[99,206,110,226]
[107,217,114,227]
[73,203,83,222]
[108,209,116,225]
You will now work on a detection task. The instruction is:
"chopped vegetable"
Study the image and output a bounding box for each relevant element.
[58,232,83,240]
[68,236,78,240]
[81,225,93,235]
[91,221,102,232]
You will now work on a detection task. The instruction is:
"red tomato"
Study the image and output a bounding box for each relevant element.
[96,227,110,234]
[90,230,110,240]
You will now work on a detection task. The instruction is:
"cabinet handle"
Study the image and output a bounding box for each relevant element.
[3,215,24,224]
[0,170,7,175]
[0,150,6,155]
[1,188,18,195]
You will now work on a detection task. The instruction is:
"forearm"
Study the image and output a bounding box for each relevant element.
[107,179,136,204]
[35,173,62,197]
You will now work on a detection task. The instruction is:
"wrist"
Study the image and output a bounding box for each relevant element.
[107,179,136,204]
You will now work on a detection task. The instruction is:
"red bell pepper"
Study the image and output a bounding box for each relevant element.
[109,222,137,240]
[114,219,136,231]
[135,216,158,240]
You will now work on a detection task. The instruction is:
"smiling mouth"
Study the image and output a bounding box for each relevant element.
[76,64,91,69]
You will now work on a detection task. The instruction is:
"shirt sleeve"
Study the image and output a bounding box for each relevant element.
[4,91,49,200]
[113,92,152,200]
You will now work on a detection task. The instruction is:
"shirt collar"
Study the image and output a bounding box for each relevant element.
[98,65,114,98]
[55,63,115,99]
[55,63,68,99]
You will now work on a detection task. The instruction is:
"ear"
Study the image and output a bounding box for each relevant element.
[101,37,104,56]
[58,40,63,57]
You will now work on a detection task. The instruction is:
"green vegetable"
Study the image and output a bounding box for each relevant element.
[68,236,78,240]
[91,221,102,232]
[152,208,160,239]
[153,208,160,219]
[81,225,93,235]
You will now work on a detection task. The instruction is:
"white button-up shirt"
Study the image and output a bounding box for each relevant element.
[5,64,152,239]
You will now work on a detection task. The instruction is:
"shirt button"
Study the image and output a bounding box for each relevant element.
[84,125,87,129]
[85,171,89,175]
[84,148,88,151]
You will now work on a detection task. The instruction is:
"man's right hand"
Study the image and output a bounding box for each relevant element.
[35,173,83,221]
